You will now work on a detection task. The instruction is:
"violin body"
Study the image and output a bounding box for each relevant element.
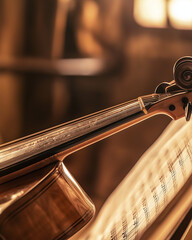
[0,162,95,240]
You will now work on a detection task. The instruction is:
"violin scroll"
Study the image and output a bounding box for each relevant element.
[155,56,192,94]
[173,56,192,91]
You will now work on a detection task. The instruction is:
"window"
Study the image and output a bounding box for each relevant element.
[134,0,192,29]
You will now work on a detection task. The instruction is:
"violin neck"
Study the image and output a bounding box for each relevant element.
[0,93,164,182]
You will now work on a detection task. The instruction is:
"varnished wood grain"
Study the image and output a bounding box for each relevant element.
[0,162,95,240]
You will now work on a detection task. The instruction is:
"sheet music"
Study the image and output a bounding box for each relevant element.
[75,118,192,240]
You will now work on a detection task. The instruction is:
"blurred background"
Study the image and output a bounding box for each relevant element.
[0,0,192,212]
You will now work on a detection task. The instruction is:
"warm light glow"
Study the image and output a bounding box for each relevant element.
[77,29,103,56]
[134,0,167,28]
[82,0,99,30]
[168,0,192,29]
[77,0,102,56]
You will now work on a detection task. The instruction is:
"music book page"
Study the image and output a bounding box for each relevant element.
[72,118,192,239]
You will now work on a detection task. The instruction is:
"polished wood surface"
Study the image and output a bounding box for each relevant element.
[0,162,95,240]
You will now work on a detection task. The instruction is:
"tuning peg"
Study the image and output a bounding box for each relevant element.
[155,82,170,93]
[185,102,192,121]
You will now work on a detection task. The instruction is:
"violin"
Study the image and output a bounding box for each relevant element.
[0,56,192,239]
